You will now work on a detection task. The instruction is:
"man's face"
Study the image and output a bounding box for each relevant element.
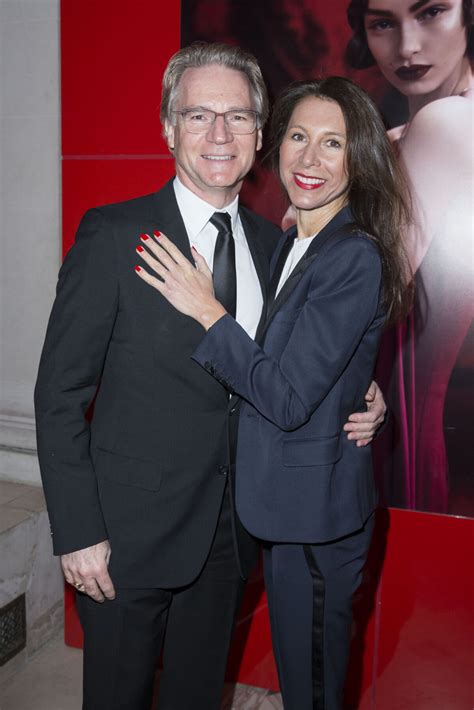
[165,65,262,207]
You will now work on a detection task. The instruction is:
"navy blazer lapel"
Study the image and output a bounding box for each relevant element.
[262,206,355,335]
[267,230,295,303]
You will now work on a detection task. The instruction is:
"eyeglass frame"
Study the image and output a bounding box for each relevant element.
[171,106,261,134]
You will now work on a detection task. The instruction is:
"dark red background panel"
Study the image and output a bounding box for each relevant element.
[61,0,180,156]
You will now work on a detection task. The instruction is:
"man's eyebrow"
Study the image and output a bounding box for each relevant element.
[365,0,430,16]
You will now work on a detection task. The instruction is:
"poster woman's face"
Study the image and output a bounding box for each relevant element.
[364,0,468,97]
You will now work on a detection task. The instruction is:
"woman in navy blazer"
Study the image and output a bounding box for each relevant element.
[136,78,412,709]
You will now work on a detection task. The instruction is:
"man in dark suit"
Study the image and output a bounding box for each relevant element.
[35,42,385,709]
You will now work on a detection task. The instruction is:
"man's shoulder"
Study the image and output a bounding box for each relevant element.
[240,204,278,232]
[239,205,281,261]
[87,179,175,224]
[239,205,281,257]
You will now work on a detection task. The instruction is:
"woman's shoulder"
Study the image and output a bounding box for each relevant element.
[389,92,472,152]
[411,93,472,131]
[401,96,473,143]
[399,94,472,178]
[325,227,382,264]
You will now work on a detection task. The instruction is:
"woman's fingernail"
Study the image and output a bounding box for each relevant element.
[140,233,149,241]
[154,231,162,238]
[136,245,144,253]
[135,265,142,272]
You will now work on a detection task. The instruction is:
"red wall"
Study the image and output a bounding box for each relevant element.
[61,2,473,707]
[61,0,179,253]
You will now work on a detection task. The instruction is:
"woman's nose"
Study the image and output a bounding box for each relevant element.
[302,143,322,167]
[398,22,422,61]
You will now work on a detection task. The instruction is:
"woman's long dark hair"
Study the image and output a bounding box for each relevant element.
[346,0,474,68]
[267,77,413,325]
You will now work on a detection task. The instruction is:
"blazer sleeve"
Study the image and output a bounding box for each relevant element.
[34,208,119,554]
[192,236,383,431]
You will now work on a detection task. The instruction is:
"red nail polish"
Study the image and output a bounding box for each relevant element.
[140,233,149,241]
[135,265,142,272]
[136,245,144,253]
[154,231,162,238]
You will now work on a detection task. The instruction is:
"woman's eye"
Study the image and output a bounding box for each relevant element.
[290,132,305,142]
[327,139,342,149]
[418,5,446,21]
[366,18,395,32]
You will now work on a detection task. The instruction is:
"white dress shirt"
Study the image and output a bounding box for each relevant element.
[173,177,263,338]
[275,233,317,296]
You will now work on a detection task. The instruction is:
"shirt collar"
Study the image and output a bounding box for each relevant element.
[173,177,240,240]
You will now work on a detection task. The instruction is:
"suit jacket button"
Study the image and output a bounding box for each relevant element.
[229,407,236,415]
[218,465,228,476]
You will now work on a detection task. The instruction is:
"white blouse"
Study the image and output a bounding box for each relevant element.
[275,234,317,297]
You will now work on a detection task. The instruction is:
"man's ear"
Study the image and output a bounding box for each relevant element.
[164,120,175,151]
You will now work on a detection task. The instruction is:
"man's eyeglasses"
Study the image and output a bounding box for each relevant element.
[172,107,259,135]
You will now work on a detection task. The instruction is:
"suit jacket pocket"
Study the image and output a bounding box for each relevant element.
[282,435,341,467]
[94,447,162,491]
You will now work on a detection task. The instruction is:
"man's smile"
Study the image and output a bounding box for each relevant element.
[201,154,235,161]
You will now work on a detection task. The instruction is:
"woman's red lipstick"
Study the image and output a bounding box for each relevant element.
[395,65,431,81]
[293,174,326,190]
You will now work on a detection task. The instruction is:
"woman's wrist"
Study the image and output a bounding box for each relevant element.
[198,301,227,331]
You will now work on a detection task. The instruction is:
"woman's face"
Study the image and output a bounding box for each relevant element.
[364,0,468,97]
[279,97,349,216]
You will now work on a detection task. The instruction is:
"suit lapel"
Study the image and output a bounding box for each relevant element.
[239,207,273,345]
[239,208,269,301]
[226,208,270,409]
[151,179,194,262]
[267,230,296,303]
[261,206,355,338]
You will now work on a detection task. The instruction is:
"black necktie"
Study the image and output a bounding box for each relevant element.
[210,212,237,318]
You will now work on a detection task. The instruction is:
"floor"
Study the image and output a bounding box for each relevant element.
[0,635,283,709]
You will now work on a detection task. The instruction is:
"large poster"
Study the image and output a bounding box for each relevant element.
[182,0,473,517]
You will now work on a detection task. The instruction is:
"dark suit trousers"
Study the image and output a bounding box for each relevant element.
[263,514,374,710]
[76,485,244,710]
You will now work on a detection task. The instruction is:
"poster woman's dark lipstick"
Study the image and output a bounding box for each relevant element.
[395,65,431,81]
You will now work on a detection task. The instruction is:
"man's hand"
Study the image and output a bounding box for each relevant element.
[344,380,387,447]
[61,540,115,602]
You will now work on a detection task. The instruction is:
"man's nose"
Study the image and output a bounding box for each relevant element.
[399,23,422,61]
[206,115,233,143]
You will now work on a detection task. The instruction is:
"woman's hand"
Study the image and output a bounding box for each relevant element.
[135,232,227,330]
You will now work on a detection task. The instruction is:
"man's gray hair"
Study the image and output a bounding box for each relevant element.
[161,42,269,129]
